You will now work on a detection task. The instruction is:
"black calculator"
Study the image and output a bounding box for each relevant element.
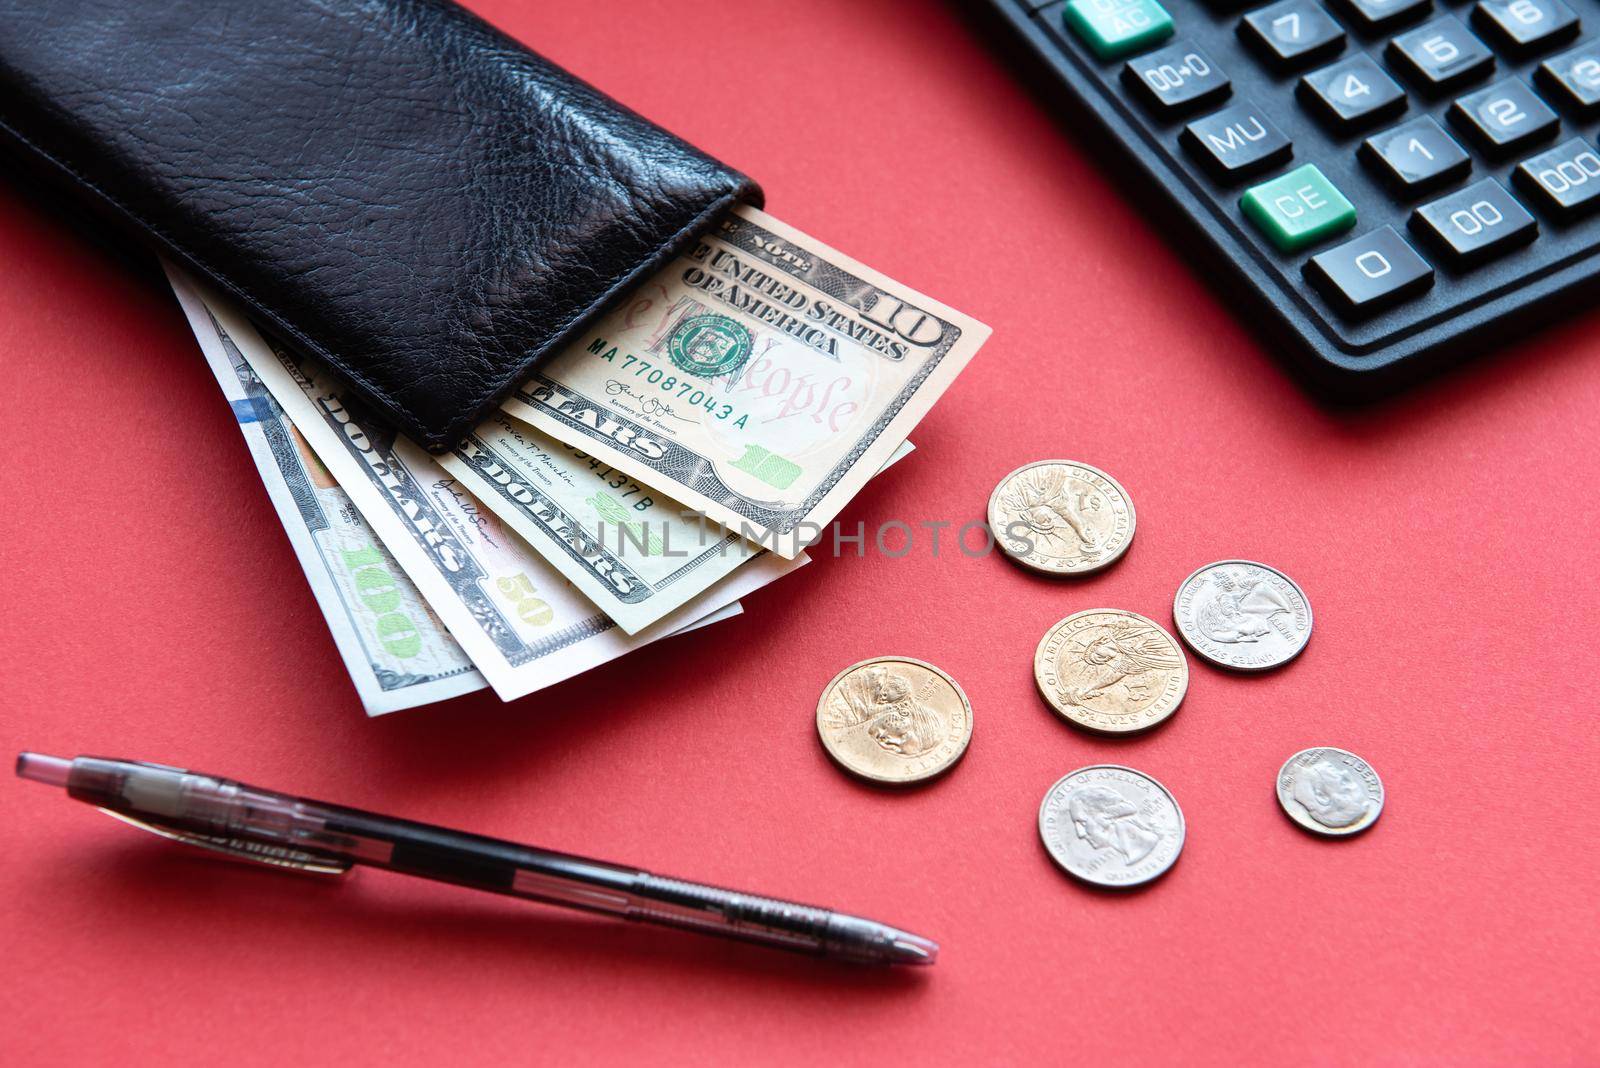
[983,0,1600,391]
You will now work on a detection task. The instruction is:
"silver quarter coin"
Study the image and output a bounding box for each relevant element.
[1173,560,1312,671]
[1038,765,1184,887]
[987,460,1135,575]
[1277,747,1383,837]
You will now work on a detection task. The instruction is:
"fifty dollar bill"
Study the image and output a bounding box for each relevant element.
[503,204,988,557]
[169,268,779,703]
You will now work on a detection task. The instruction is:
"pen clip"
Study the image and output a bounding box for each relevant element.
[98,808,352,876]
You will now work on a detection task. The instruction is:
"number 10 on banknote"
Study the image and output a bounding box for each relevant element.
[503,205,990,557]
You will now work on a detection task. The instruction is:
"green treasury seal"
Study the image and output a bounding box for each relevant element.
[667,314,753,377]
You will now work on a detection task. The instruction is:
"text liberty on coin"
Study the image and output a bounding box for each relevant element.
[1277,747,1383,836]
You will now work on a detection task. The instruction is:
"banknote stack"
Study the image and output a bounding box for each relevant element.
[166,205,989,714]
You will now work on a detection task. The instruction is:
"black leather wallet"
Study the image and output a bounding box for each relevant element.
[0,0,760,449]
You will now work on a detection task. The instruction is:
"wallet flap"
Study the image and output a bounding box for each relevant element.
[0,0,761,449]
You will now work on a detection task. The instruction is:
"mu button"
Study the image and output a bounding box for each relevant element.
[1181,100,1294,180]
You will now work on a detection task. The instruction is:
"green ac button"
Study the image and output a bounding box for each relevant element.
[1240,164,1356,253]
[1063,0,1174,60]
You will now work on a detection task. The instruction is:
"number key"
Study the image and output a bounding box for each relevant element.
[1388,16,1495,94]
[1360,116,1471,195]
[1299,54,1408,131]
[1304,226,1434,314]
[1448,77,1558,157]
[1123,43,1231,115]
[1409,177,1537,266]
[1513,137,1600,217]
[1537,40,1600,117]
[1472,0,1579,58]
[1240,0,1347,71]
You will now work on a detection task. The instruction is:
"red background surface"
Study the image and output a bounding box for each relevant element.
[3,1,1598,1063]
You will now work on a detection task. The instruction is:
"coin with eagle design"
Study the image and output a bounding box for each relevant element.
[1033,610,1188,734]
[1173,560,1312,672]
[987,460,1135,576]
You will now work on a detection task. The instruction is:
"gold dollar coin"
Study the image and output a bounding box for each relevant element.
[987,460,1135,576]
[1033,610,1188,734]
[816,657,974,785]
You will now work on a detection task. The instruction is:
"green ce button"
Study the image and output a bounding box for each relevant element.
[1241,164,1356,253]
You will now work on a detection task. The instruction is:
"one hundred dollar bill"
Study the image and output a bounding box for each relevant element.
[502,204,989,557]
[169,268,486,715]
[169,268,788,702]
[437,411,913,633]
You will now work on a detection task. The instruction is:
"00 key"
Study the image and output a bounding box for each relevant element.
[1411,178,1538,265]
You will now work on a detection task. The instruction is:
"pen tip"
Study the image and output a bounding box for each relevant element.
[16,752,72,787]
[890,931,939,966]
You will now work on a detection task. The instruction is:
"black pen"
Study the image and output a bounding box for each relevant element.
[16,753,938,966]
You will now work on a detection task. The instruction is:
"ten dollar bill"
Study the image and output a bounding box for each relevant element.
[503,204,988,557]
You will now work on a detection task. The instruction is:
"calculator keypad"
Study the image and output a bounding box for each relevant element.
[1361,116,1473,193]
[1304,225,1435,311]
[1014,0,1600,368]
[1064,0,1177,58]
[1181,101,1296,177]
[1471,0,1579,58]
[1329,0,1431,33]
[1241,163,1358,248]
[1300,54,1409,129]
[1513,136,1600,214]
[1410,177,1538,263]
[1537,40,1600,115]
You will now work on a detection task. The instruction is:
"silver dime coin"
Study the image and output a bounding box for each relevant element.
[1277,747,1383,837]
[1173,560,1312,672]
[1038,765,1184,887]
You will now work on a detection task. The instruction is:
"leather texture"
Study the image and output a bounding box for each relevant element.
[0,0,761,449]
